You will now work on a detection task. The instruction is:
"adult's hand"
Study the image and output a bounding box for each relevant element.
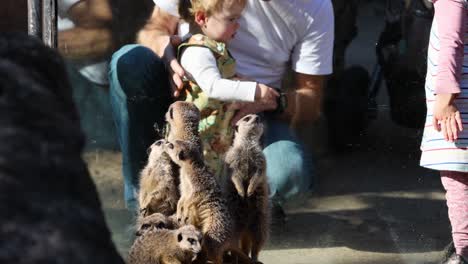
[432,93,463,142]
[163,35,185,97]
[255,83,279,104]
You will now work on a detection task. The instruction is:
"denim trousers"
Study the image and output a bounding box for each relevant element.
[108,44,315,210]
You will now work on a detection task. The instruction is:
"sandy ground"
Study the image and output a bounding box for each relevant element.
[83,1,451,263]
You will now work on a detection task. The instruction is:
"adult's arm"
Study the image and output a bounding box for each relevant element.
[283,0,334,128]
[59,27,112,60]
[282,73,325,128]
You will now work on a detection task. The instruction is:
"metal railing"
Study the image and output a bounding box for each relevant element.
[27,0,57,48]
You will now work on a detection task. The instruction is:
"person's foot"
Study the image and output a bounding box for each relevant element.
[442,252,468,264]
[442,242,456,263]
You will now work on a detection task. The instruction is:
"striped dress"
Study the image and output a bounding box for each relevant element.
[420,7,468,172]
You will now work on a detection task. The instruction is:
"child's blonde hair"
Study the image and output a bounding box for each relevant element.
[186,0,246,17]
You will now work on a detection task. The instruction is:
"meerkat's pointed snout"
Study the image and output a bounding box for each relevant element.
[253,115,261,123]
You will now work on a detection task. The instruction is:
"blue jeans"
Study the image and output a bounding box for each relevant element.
[263,117,314,203]
[66,64,118,150]
[109,45,172,211]
[108,44,314,210]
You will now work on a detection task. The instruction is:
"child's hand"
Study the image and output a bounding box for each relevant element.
[255,83,279,110]
[432,93,463,142]
[228,84,280,125]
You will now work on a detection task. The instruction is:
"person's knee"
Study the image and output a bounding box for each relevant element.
[263,140,313,199]
[112,45,168,98]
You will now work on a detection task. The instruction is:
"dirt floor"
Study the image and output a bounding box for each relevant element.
[83,1,451,263]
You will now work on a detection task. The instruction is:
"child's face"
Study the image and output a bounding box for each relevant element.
[199,2,244,43]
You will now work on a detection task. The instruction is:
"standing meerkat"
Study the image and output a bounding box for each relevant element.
[135,213,179,237]
[128,225,203,264]
[164,140,254,264]
[225,114,270,262]
[165,101,202,151]
[138,139,179,217]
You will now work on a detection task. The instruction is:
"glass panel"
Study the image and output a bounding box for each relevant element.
[4,0,457,262]
[57,0,133,254]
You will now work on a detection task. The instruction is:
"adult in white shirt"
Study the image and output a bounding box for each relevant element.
[108,0,334,213]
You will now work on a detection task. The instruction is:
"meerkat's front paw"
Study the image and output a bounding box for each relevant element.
[177,204,191,225]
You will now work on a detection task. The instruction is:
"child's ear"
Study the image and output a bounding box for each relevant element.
[194,11,207,27]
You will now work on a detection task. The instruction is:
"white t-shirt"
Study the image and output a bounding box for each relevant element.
[58,0,110,86]
[154,0,334,89]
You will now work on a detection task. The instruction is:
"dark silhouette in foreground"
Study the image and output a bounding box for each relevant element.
[0,33,124,264]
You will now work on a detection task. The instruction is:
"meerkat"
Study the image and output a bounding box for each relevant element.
[138,139,179,217]
[135,213,180,237]
[128,225,203,264]
[224,114,270,262]
[164,140,254,264]
[165,101,202,151]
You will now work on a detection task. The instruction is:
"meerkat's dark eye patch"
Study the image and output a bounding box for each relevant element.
[234,125,238,133]
[188,238,196,244]
[166,142,174,149]
[178,233,183,242]
[178,150,186,161]
[169,107,174,119]
[141,223,151,230]
[156,222,165,229]
[155,140,163,146]
[243,116,251,122]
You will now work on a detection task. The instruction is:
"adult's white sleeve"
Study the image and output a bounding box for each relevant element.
[292,0,334,75]
[180,47,256,102]
[153,0,180,17]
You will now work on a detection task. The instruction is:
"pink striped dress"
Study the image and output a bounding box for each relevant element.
[420,0,468,172]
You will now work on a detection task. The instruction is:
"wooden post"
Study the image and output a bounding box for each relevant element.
[27,0,42,37]
[42,0,57,48]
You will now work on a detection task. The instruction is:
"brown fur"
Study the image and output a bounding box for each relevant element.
[135,213,180,237]
[165,140,254,264]
[165,101,202,151]
[138,139,179,216]
[128,225,202,264]
[225,114,270,262]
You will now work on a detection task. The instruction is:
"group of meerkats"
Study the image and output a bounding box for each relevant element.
[128,101,270,264]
